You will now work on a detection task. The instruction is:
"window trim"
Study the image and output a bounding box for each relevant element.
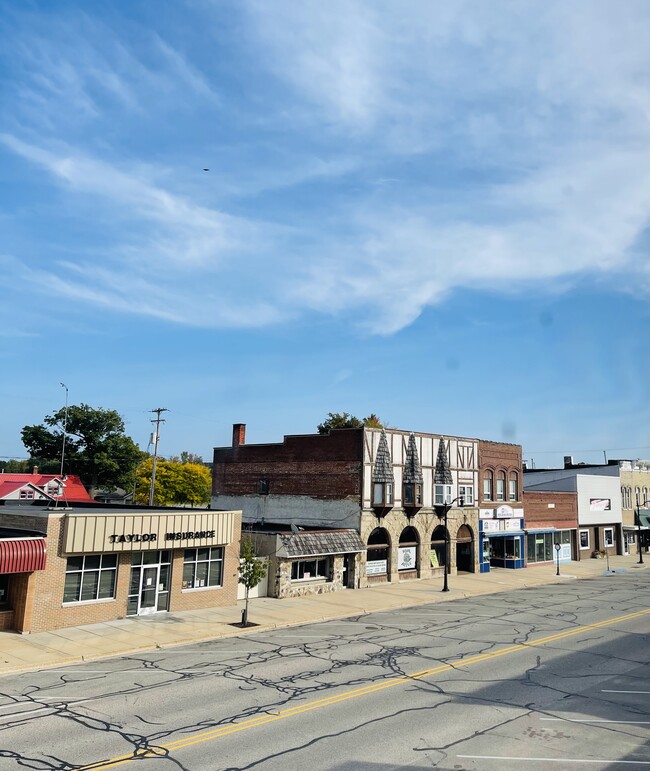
[458,485,474,505]
[483,472,493,501]
[291,557,331,582]
[603,527,614,548]
[579,529,590,550]
[182,546,224,591]
[434,483,452,506]
[63,553,118,604]
[496,471,506,502]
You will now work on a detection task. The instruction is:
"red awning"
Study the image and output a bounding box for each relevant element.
[0,538,47,573]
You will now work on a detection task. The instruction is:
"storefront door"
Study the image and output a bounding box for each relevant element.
[128,551,171,616]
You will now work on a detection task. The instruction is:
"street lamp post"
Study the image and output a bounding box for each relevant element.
[554,542,561,576]
[636,493,648,565]
[434,496,464,593]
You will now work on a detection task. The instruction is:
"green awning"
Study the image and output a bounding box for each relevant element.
[637,509,650,529]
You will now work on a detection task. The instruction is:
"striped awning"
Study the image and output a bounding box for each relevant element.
[0,538,47,574]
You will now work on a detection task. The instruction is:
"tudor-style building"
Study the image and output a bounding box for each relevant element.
[213,423,485,589]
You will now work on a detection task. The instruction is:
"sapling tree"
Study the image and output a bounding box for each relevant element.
[239,537,267,627]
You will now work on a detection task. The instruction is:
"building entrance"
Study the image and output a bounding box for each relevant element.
[128,550,171,616]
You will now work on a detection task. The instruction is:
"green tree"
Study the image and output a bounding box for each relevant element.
[238,537,267,627]
[21,404,145,496]
[317,412,387,434]
[169,451,205,465]
[0,459,31,473]
[134,458,211,507]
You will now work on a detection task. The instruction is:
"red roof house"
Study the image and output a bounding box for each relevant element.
[0,472,91,502]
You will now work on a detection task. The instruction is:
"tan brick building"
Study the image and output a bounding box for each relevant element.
[0,504,241,633]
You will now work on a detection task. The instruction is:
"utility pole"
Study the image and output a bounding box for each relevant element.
[59,383,69,478]
[148,408,168,507]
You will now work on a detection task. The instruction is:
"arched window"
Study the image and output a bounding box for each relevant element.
[621,486,627,508]
[431,525,447,568]
[509,471,518,502]
[366,528,390,577]
[643,487,648,505]
[483,470,493,501]
[635,487,641,507]
[496,470,506,502]
[398,527,419,572]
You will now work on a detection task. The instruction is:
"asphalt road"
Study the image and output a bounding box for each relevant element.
[0,571,648,770]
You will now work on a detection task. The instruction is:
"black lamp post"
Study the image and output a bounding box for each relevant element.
[554,542,561,576]
[636,494,648,565]
[434,496,464,593]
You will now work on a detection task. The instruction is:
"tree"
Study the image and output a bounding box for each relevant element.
[317,412,387,434]
[134,458,211,507]
[238,537,267,627]
[0,459,31,473]
[169,451,205,465]
[21,404,145,496]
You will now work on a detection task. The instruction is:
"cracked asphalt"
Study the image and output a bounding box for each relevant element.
[0,571,647,770]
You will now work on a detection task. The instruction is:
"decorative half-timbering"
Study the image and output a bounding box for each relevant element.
[434,437,453,506]
[403,433,424,514]
[372,430,395,514]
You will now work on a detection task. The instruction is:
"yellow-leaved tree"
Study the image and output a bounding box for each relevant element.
[135,457,211,507]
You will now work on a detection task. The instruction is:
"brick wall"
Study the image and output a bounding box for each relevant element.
[213,429,364,500]
[478,440,523,503]
[523,490,578,529]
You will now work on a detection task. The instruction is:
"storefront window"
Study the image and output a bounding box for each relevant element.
[604,528,614,547]
[63,554,117,603]
[0,575,9,608]
[430,526,447,568]
[491,537,520,560]
[367,528,390,575]
[183,547,224,589]
[579,530,590,550]
[291,558,330,581]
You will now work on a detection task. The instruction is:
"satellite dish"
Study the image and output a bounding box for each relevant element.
[290,523,299,534]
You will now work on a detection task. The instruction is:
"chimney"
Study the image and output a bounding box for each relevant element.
[32,465,39,475]
[232,423,246,448]
[563,455,573,469]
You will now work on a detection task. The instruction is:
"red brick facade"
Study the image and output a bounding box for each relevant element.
[478,441,523,505]
[213,429,364,500]
[523,490,578,530]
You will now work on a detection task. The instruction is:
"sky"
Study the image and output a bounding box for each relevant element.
[1,0,649,470]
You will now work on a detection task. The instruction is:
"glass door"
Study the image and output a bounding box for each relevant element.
[127,551,171,616]
[139,566,159,615]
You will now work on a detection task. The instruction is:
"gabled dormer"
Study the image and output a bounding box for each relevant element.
[403,433,423,514]
[372,430,394,515]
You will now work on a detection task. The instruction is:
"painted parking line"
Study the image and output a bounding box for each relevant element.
[76,606,650,770]
[541,718,650,724]
[602,689,650,694]
[457,755,650,765]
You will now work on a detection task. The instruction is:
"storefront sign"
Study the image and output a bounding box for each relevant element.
[63,511,236,554]
[366,559,387,576]
[479,509,494,520]
[589,498,611,511]
[496,505,514,518]
[504,518,521,531]
[397,546,416,570]
[482,520,500,532]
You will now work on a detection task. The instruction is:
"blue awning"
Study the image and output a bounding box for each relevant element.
[483,531,525,537]
[524,528,557,534]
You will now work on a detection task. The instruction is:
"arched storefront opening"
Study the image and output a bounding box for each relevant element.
[366,528,391,582]
[430,525,447,570]
[398,526,419,578]
[456,524,474,573]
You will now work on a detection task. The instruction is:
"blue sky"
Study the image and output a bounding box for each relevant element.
[1,0,648,469]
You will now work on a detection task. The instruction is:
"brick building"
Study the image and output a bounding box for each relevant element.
[213,423,500,590]
[0,503,241,633]
[477,441,526,571]
[522,490,578,563]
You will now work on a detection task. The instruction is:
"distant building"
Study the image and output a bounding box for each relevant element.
[0,469,91,503]
[524,459,624,557]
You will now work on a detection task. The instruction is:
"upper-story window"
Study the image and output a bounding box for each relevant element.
[403,483,423,507]
[635,487,641,506]
[509,472,518,501]
[483,471,493,501]
[258,479,270,495]
[19,489,35,500]
[496,471,506,501]
[458,485,473,505]
[434,484,452,506]
[373,482,394,507]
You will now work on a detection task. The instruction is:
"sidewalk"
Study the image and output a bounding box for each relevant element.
[0,554,645,676]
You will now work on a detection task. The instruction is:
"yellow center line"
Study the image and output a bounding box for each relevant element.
[78,606,650,769]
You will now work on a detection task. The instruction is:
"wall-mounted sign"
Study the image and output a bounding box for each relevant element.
[482,520,500,532]
[589,498,611,511]
[366,559,387,576]
[63,512,236,554]
[504,518,522,531]
[397,546,416,570]
[496,505,514,518]
[480,509,495,520]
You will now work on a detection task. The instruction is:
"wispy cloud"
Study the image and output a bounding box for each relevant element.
[0,1,648,335]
